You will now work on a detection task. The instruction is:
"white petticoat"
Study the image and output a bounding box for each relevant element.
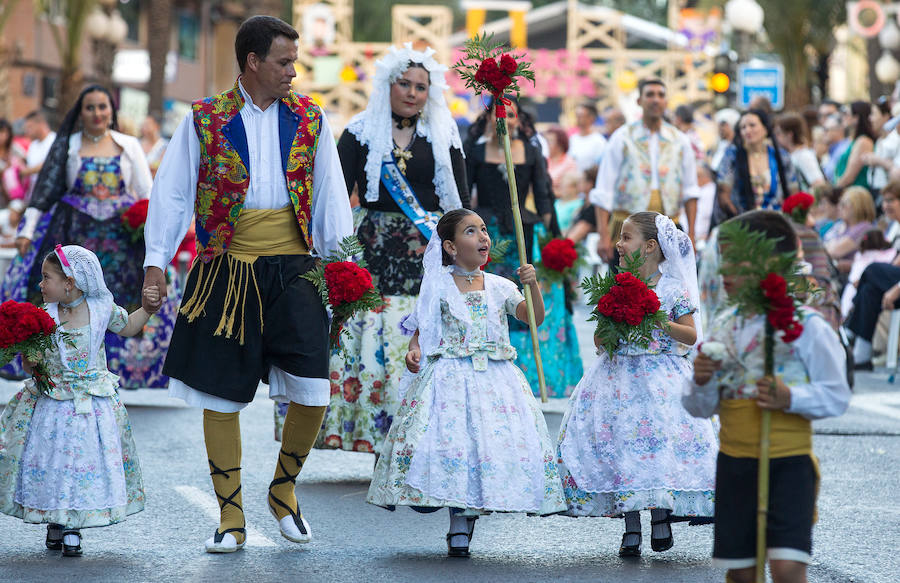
[367,356,566,515]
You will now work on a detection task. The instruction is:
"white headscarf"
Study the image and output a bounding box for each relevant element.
[344,43,463,212]
[654,215,703,343]
[45,244,114,370]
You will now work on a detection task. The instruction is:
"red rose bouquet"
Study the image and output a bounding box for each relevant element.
[302,236,383,351]
[454,34,534,121]
[581,252,669,358]
[121,199,150,243]
[0,300,61,393]
[537,237,580,282]
[781,192,815,225]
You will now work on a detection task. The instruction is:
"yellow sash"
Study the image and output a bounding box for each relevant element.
[609,189,670,241]
[718,398,821,523]
[180,206,308,344]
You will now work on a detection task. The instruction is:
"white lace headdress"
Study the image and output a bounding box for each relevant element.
[47,244,115,369]
[654,215,703,343]
[344,43,463,212]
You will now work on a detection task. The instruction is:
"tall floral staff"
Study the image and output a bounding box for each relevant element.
[718,220,808,583]
[453,34,548,401]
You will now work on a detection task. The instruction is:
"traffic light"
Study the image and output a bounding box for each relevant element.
[711,52,736,109]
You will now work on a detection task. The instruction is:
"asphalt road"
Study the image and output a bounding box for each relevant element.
[0,305,897,582]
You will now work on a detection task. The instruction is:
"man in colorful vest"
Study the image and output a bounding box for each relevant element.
[141,15,352,553]
[590,78,700,262]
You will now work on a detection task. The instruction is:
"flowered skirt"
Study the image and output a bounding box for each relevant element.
[367,356,567,515]
[557,352,717,517]
[0,200,178,388]
[0,385,144,528]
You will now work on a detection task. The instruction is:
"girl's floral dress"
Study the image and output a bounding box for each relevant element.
[367,274,566,515]
[0,305,144,528]
[557,282,717,518]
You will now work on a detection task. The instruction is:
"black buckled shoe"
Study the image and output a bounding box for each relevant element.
[618,531,641,557]
[46,524,63,550]
[61,530,82,557]
[446,517,477,557]
[651,511,674,552]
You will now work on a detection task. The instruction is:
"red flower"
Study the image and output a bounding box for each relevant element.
[480,255,491,270]
[781,320,804,342]
[324,262,374,307]
[541,238,578,272]
[342,377,362,403]
[353,440,374,453]
[782,192,815,219]
[760,273,787,299]
[499,54,517,75]
[0,301,56,349]
[474,57,513,94]
[122,199,149,230]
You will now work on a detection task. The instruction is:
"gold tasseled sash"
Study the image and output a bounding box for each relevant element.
[610,189,673,241]
[179,206,308,344]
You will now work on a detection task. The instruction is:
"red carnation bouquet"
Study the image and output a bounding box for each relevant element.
[537,237,580,282]
[0,300,62,393]
[121,199,150,243]
[453,33,535,121]
[581,252,669,358]
[302,236,383,352]
[781,192,815,224]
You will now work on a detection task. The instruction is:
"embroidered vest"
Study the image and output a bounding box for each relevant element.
[191,82,321,262]
[615,121,686,216]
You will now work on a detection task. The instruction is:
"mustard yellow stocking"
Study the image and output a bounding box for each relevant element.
[268,403,326,520]
[203,409,246,545]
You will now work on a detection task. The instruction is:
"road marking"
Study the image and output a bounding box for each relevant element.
[850,392,900,421]
[175,485,277,547]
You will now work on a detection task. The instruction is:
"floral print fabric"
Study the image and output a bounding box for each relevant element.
[366,289,566,515]
[556,285,717,517]
[0,310,144,529]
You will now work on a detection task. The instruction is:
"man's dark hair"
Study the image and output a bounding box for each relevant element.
[638,78,666,97]
[576,101,598,119]
[726,210,798,254]
[24,110,47,123]
[235,15,299,73]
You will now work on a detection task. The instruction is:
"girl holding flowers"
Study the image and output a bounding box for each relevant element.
[366,209,566,557]
[0,245,158,556]
[557,211,718,557]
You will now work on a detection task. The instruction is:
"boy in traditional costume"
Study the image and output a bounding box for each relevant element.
[684,210,851,583]
[141,15,352,552]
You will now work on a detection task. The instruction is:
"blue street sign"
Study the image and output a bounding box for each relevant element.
[737,64,784,110]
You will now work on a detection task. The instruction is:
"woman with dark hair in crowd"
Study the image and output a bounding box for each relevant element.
[834,100,875,190]
[774,112,826,191]
[716,109,799,220]
[1,85,177,388]
[861,97,898,198]
[0,118,26,207]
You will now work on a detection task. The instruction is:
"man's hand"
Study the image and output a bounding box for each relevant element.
[15,237,31,257]
[141,266,167,313]
[597,233,613,262]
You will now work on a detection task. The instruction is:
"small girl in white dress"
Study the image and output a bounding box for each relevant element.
[366,209,567,557]
[556,212,718,557]
[0,245,158,556]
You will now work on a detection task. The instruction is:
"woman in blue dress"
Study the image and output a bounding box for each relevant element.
[3,85,177,388]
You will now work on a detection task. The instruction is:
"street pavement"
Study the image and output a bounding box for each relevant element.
[0,304,897,582]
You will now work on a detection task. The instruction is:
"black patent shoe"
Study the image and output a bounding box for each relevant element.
[618,531,641,557]
[45,524,63,550]
[62,530,82,557]
[854,361,874,371]
[446,517,477,557]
